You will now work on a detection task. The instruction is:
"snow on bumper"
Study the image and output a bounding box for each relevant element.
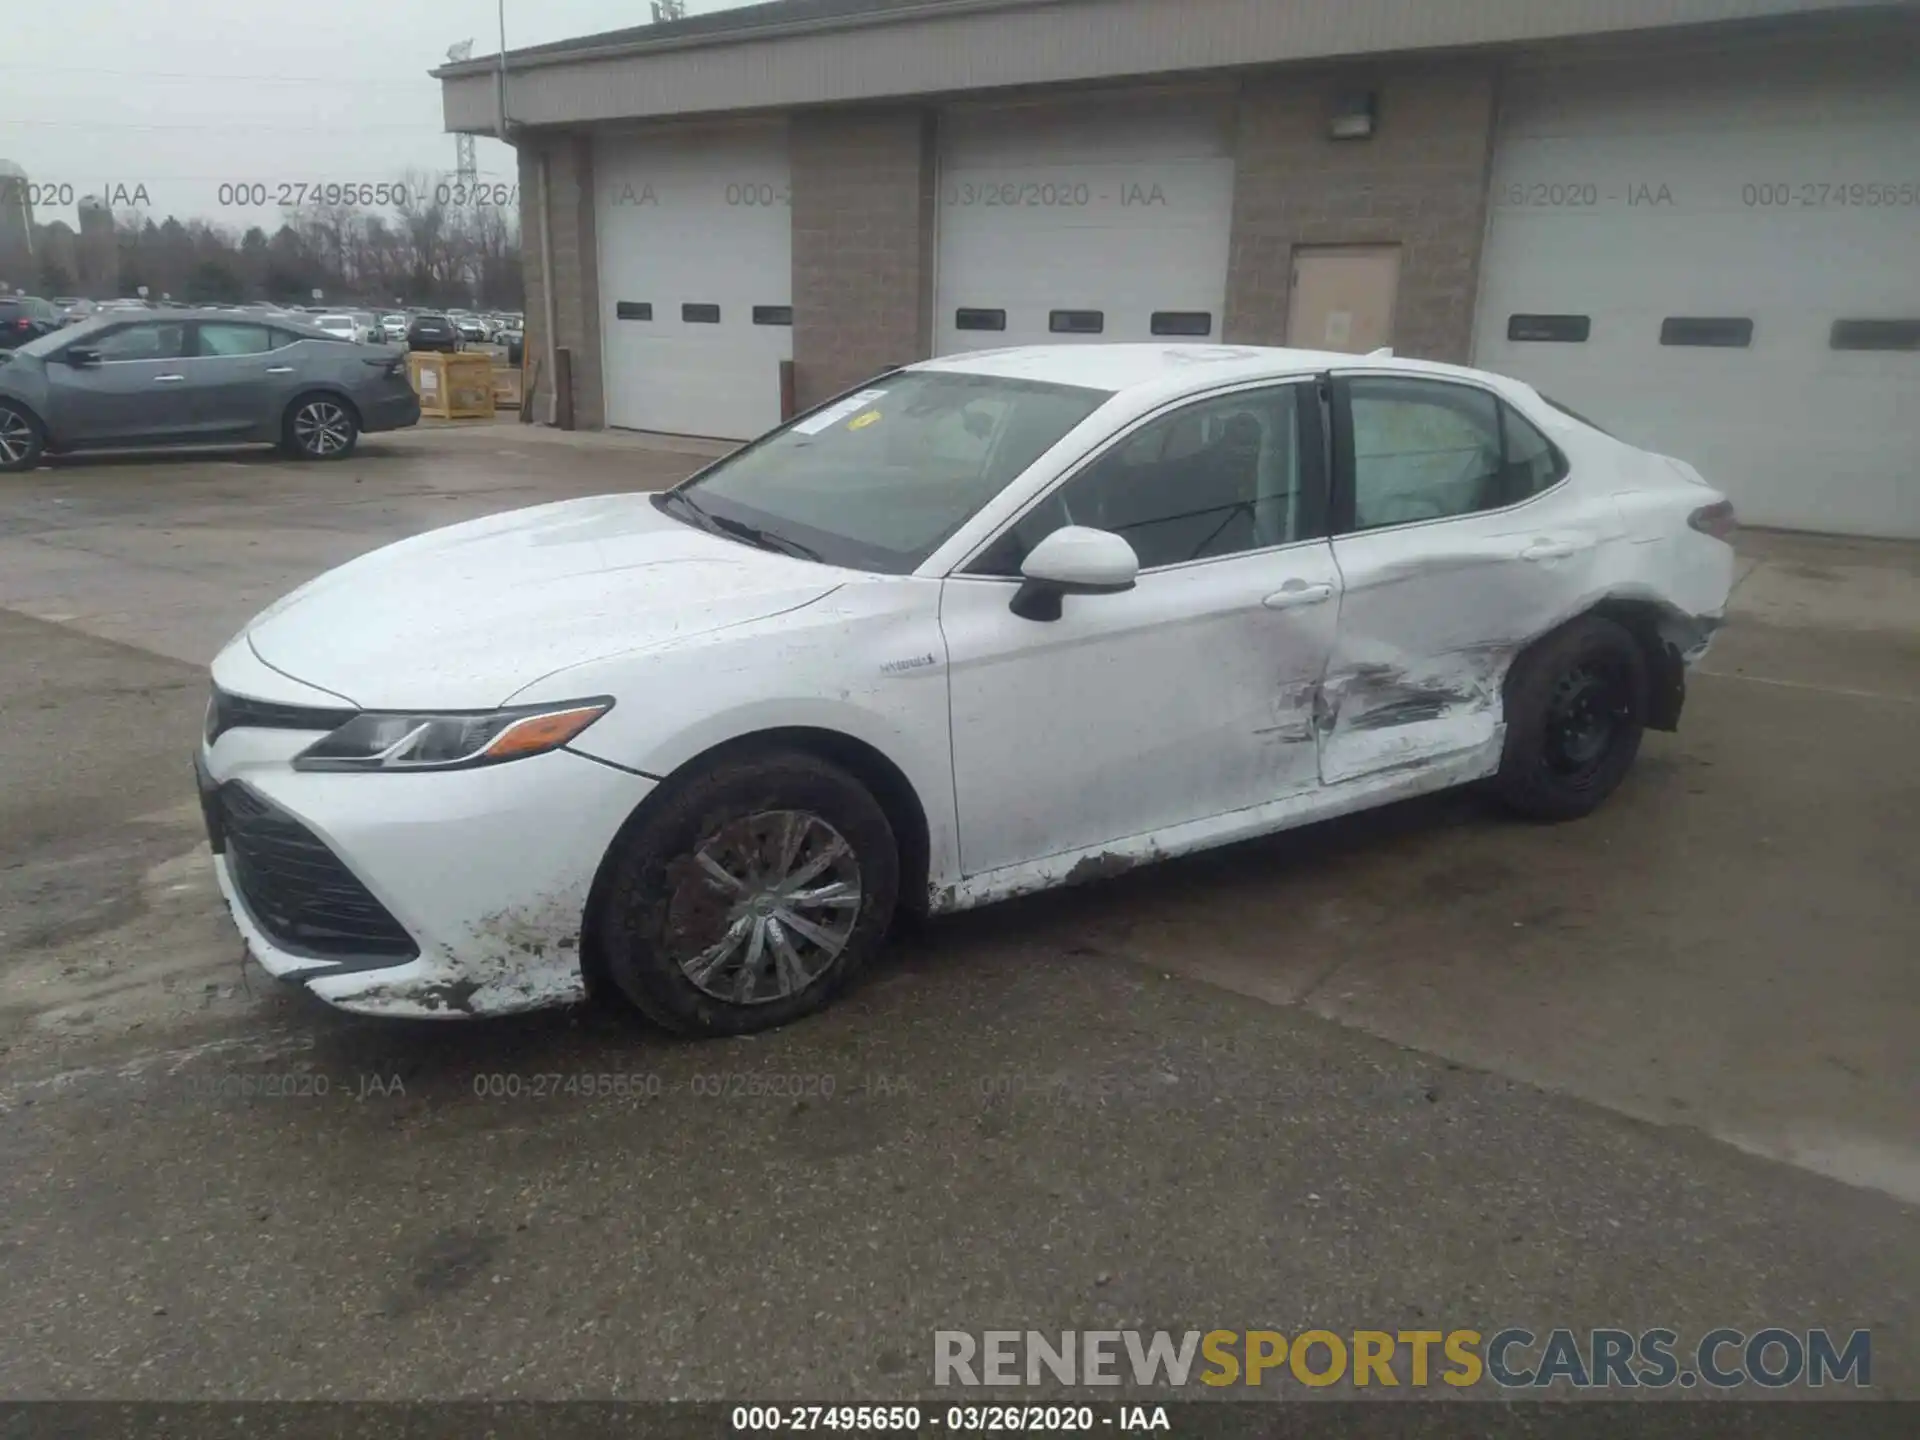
[203,744,656,1019]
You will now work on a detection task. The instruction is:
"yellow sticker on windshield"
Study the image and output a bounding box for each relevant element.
[848,410,882,430]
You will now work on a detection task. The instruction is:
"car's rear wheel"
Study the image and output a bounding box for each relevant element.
[0,402,45,474]
[595,750,899,1036]
[1494,615,1649,821]
[283,394,359,461]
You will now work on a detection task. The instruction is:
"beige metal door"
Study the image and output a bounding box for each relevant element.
[1287,246,1401,353]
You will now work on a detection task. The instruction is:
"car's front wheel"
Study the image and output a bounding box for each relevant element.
[283,394,360,461]
[595,750,899,1036]
[0,401,45,474]
[1493,615,1649,821]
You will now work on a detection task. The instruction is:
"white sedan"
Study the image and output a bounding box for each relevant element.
[308,313,356,342]
[198,345,1735,1032]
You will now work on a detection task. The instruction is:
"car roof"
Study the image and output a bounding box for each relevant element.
[913,343,1520,402]
[56,307,335,333]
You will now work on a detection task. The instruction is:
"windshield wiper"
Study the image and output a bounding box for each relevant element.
[656,488,716,530]
[702,510,825,563]
[656,489,824,562]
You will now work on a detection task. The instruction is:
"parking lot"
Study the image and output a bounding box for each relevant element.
[0,425,1914,1399]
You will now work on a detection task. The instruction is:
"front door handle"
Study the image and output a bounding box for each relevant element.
[265,366,294,374]
[1519,539,1577,562]
[153,374,186,383]
[1263,581,1334,611]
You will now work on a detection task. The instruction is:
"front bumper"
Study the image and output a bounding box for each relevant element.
[199,721,655,1019]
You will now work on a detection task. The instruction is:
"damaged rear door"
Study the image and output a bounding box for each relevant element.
[1317,372,1617,786]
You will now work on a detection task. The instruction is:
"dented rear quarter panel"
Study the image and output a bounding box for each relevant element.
[1317,380,1733,786]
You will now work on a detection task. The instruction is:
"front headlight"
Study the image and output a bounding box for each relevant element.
[292,698,612,773]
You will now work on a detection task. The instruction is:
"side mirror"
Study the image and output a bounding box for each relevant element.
[62,347,102,367]
[1010,525,1139,622]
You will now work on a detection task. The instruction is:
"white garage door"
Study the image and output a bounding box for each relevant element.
[935,91,1236,357]
[1472,34,1920,538]
[596,123,792,440]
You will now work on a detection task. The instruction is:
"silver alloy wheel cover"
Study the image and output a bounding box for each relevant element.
[670,809,863,1005]
[0,407,33,465]
[293,401,352,456]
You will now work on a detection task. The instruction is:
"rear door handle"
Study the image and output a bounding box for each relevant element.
[1263,581,1334,611]
[265,366,294,374]
[153,374,186,383]
[1519,539,1577,562]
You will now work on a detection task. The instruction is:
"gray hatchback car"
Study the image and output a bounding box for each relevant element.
[0,308,420,472]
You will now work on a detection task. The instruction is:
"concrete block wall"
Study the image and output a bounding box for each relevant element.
[520,62,1498,430]
[516,133,604,429]
[789,107,937,410]
[1225,62,1499,362]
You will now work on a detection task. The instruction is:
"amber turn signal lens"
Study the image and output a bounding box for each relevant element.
[479,704,610,760]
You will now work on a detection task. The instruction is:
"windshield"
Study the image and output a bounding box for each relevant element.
[667,369,1112,574]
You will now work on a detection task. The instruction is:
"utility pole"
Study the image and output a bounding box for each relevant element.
[446,40,477,184]
[496,0,511,143]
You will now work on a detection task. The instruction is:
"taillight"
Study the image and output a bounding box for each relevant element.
[14,318,29,330]
[1688,500,1737,540]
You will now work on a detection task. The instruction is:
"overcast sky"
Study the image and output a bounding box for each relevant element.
[1,0,754,232]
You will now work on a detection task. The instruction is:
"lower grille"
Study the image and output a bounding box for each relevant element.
[218,783,418,959]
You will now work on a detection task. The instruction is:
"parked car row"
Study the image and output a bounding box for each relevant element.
[6,297,524,341]
[0,295,65,348]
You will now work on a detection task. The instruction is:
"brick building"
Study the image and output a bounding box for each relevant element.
[436,0,1920,538]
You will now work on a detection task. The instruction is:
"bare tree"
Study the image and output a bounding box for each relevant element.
[46,172,522,308]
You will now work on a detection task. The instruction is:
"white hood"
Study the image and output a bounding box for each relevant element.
[242,493,845,708]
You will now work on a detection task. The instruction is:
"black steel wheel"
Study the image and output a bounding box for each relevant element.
[1494,615,1649,821]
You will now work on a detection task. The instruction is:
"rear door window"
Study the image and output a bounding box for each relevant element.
[1342,377,1504,531]
[196,323,275,356]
